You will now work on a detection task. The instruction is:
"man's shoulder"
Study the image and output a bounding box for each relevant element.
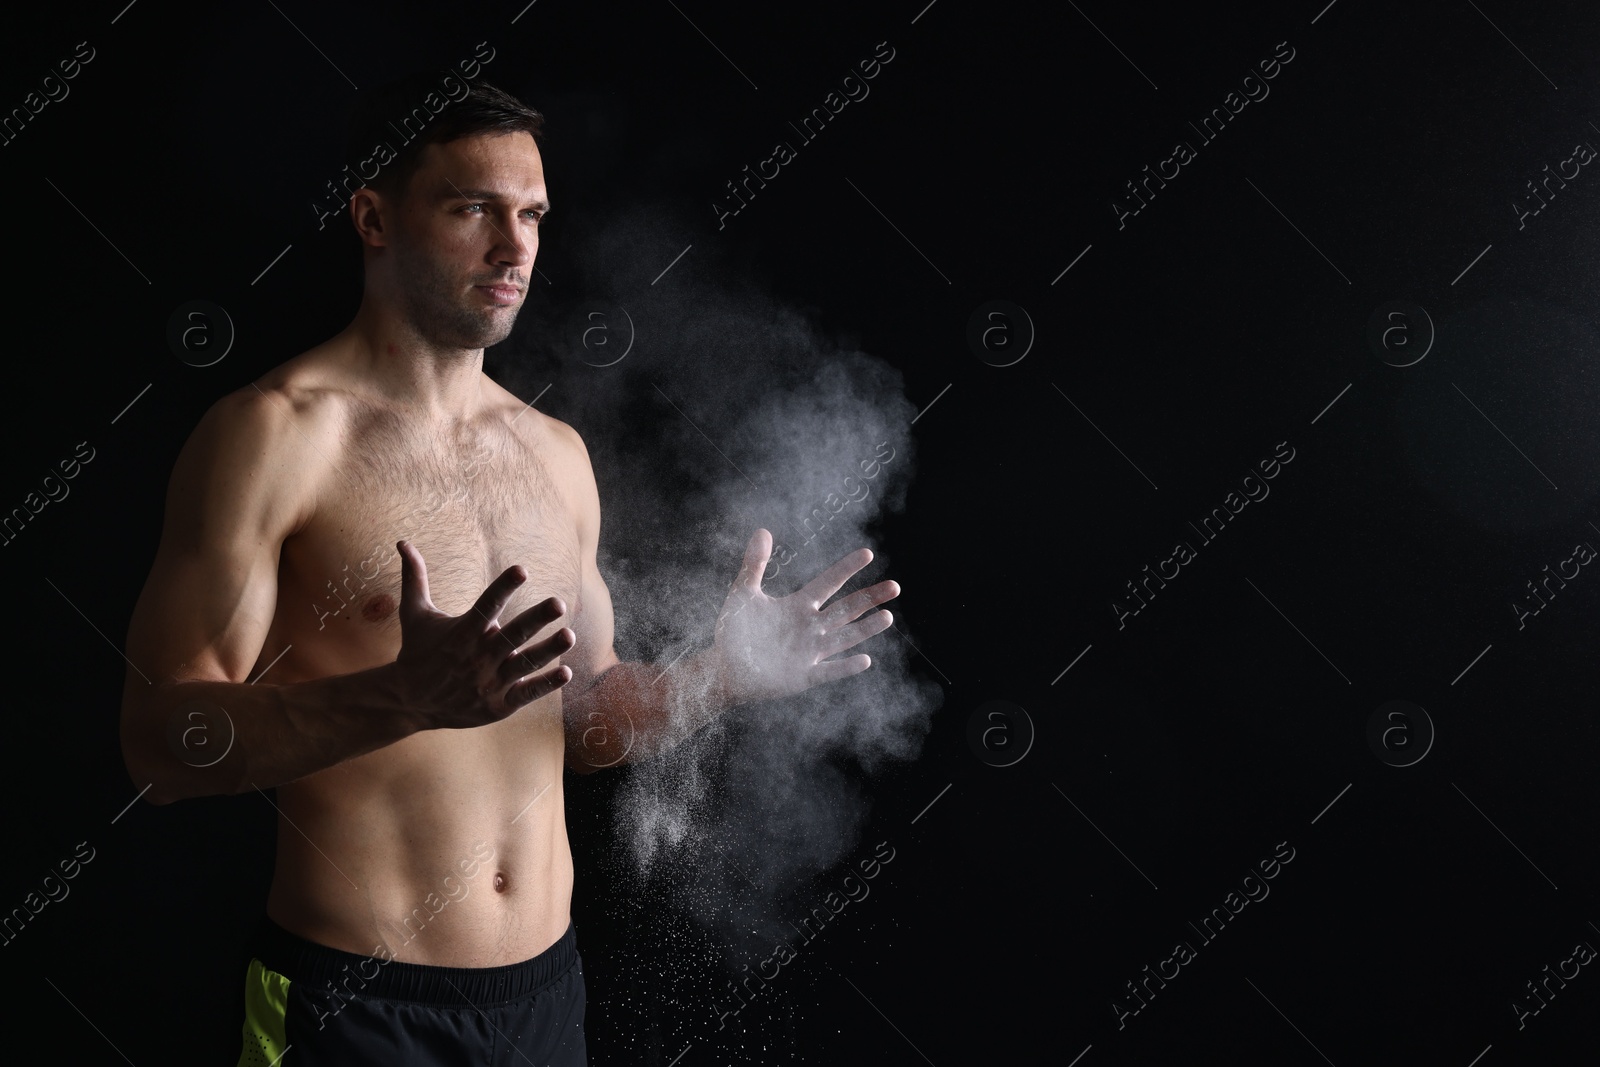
[486,378,591,469]
[200,353,355,451]
[175,356,353,534]
[539,411,588,462]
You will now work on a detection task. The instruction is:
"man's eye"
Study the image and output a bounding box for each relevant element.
[462,203,485,213]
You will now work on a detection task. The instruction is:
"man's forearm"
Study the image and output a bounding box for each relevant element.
[123,662,425,805]
[562,649,736,771]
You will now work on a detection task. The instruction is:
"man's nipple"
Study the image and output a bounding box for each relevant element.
[361,593,397,622]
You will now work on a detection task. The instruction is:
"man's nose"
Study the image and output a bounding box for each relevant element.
[497,224,536,265]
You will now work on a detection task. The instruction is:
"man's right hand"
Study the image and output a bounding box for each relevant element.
[393,539,575,730]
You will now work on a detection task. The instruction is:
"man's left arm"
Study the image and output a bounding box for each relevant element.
[552,419,723,773]
[550,420,900,773]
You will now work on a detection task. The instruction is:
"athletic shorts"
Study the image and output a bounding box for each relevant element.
[236,915,587,1066]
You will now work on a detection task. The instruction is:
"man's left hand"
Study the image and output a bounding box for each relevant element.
[705,528,901,706]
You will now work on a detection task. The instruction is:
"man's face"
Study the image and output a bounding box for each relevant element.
[386,131,548,351]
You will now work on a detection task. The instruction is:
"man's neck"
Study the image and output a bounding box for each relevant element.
[338,299,487,422]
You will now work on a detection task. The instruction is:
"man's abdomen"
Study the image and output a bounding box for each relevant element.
[263,701,573,969]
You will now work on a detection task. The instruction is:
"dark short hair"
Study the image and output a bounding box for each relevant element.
[342,70,545,201]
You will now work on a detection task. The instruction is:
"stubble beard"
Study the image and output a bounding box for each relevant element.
[394,239,520,352]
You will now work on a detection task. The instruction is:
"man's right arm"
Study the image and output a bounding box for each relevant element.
[120,387,422,805]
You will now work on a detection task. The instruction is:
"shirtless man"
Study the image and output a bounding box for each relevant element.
[117,74,900,1065]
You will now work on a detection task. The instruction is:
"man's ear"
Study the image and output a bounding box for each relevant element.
[351,187,393,248]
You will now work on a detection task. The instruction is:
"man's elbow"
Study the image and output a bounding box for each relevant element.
[121,743,181,806]
[562,725,610,774]
[119,700,197,806]
[562,728,632,775]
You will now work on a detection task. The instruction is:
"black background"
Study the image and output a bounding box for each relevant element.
[4,0,1600,1063]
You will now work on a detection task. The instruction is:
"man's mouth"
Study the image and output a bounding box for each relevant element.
[476,284,523,305]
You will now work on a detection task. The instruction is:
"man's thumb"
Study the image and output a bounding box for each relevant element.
[397,540,430,615]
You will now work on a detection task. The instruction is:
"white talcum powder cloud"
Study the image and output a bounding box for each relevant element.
[495,203,944,940]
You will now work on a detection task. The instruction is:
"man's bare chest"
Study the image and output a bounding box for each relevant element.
[273,411,580,660]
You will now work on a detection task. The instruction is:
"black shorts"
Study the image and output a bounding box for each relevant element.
[236,915,587,1066]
